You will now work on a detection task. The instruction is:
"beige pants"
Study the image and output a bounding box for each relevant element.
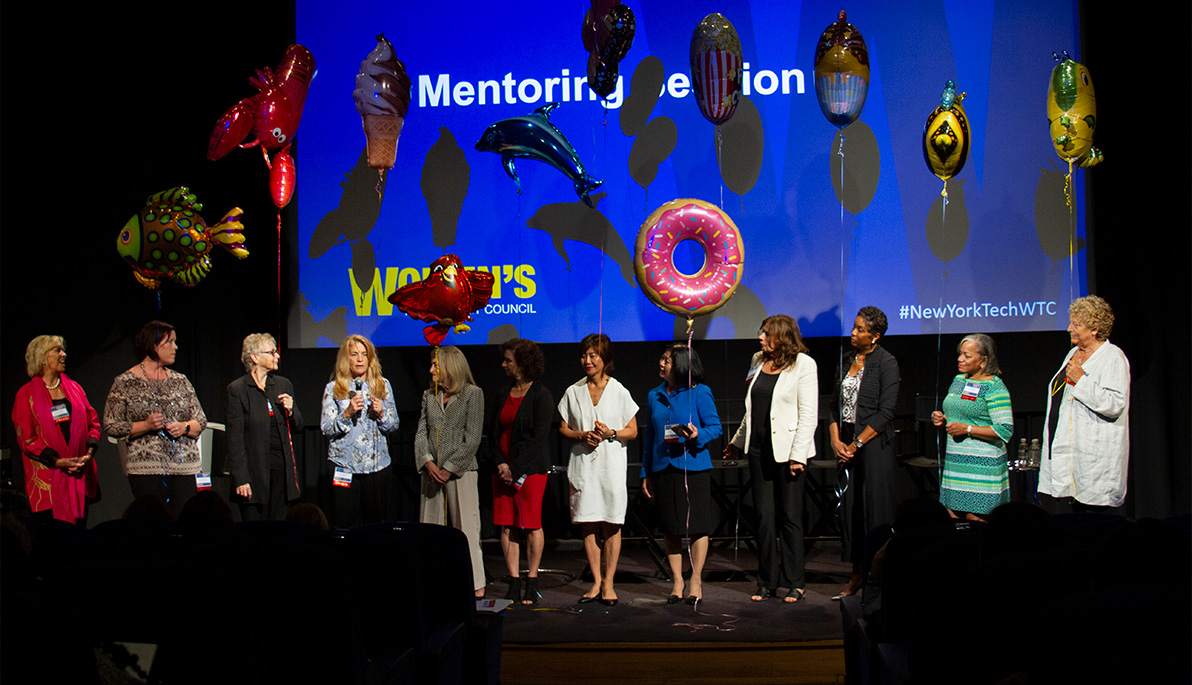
[419,469,486,592]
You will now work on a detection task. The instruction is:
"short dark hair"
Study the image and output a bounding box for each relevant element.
[667,343,705,387]
[959,333,1002,376]
[134,321,175,361]
[857,306,889,339]
[500,338,545,382]
[580,333,614,375]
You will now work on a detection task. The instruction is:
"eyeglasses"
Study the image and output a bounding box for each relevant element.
[258,349,280,356]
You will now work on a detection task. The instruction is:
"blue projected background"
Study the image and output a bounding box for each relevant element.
[292,0,1087,348]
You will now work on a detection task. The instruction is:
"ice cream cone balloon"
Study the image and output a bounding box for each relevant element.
[353,34,411,171]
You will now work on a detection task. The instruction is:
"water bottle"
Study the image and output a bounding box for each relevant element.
[1028,438,1042,469]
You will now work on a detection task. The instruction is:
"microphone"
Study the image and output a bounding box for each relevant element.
[350,379,362,424]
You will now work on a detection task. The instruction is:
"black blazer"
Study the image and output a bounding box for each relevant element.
[829,345,900,445]
[225,373,305,502]
[488,381,554,480]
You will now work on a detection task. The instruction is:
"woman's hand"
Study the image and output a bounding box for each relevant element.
[426,462,451,485]
[165,421,190,438]
[1065,356,1086,383]
[683,423,699,441]
[345,394,365,420]
[723,443,742,460]
[236,483,253,499]
[830,436,852,462]
[145,412,166,431]
[54,457,82,474]
[641,477,653,499]
[277,393,294,415]
[497,462,514,485]
[369,396,384,417]
[789,461,805,477]
[931,410,946,427]
[944,422,970,438]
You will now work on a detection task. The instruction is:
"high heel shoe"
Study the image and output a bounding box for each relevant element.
[522,577,540,605]
[506,578,522,603]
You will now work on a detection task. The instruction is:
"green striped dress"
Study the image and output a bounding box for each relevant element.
[939,374,1014,515]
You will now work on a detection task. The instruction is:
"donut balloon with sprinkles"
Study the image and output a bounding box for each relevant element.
[634,199,744,319]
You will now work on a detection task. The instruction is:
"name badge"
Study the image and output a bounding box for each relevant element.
[664,424,681,443]
[195,473,212,491]
[745,366,759,383]
[961,381,982,401]
[333,467,353,488]
[50,403,71,424]
[267,399,275,417]
[513,473,527,491]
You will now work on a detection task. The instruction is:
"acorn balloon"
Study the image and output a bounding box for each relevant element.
[923,80,970,195]
[1047,52,1102,170]
[813,10,870,128]
[690,13,744,125]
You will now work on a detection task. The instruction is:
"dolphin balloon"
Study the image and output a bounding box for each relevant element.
[475,103,603,207]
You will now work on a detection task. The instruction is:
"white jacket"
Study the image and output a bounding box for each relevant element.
[1039,341,1131,507]
[731,352,818,465]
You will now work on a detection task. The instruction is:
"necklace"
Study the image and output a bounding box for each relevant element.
[44,375,61,390]
[140,362,168,380]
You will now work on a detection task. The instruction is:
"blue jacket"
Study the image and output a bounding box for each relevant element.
[641,382,722,478]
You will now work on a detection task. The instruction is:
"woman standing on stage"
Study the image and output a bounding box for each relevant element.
[559,334,639,606]
[415,345,487,597]
[225,333,303,521]
[13,335,101,524]
[490,338,553,605]
[104,321,207,517]
[641,343,722,605]
[828,307,900,598]
[725,315,818,604]
[320,335,399,528]
[931,334,1014,520]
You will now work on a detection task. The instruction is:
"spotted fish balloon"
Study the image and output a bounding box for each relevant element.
[690,13,744,125]
[117,187,248,289]
[923,80,970,193]
[1047,52,1102,169]
[813,9,870,129]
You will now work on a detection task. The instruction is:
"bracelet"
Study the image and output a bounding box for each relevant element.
[966,425,972,437]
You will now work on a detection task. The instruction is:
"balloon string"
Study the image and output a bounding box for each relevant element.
[717,126,724,210]
[1065,162,1075,307]
[376,169,385,199]
[432,346,447,524]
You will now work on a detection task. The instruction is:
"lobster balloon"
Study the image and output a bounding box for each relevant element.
[208,45,316,209]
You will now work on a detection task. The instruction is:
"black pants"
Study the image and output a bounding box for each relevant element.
[331,467,392,529]
[129,473,198,519]
[748,453,805,590]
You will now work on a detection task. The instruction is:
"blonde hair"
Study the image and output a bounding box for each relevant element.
[332,335,387,400]
[431,346,476,395]
[1069,295,1114,340]
[240,333,277,372]
[25,335,64,377]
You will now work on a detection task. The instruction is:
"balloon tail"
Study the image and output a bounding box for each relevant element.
[376,169,385,200]
[276,210,283,306]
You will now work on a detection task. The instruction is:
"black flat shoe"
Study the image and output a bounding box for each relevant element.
[506,578,522,603]
[667,594,682,604]
[579,594,599,604]
[598,597,618,606]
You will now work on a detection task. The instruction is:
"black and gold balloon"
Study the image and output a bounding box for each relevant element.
[923,80,970,193]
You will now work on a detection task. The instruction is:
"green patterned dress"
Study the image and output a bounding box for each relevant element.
[939,374,1014,514]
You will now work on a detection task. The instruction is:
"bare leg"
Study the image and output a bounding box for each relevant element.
[523,527,544,604]
[501,526,521,579]
[601,522,622,601]
[663,534,685,598]
[687,535,708,600]
[581,522,603,599]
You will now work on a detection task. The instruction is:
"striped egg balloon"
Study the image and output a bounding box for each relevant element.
[813,10,870,129]
[690,13,743,125]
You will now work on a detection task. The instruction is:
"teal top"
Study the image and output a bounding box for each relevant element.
[939,374,1014,515]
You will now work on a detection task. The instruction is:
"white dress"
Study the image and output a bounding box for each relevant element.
[558,377,639,524]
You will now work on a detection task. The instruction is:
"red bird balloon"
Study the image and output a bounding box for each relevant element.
[387,255,495,345]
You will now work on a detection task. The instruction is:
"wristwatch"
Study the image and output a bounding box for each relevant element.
[967,425,972,437]
[608,429,618,443]
[854,437,864,448]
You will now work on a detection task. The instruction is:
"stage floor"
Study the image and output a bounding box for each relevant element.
[486,537,851,644]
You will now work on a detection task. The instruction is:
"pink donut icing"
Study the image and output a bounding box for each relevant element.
[635,200,744,316]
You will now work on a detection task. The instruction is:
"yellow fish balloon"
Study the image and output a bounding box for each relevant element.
[1047,52,1102,169]
[923,80,970,195]
[117,187,247,289]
